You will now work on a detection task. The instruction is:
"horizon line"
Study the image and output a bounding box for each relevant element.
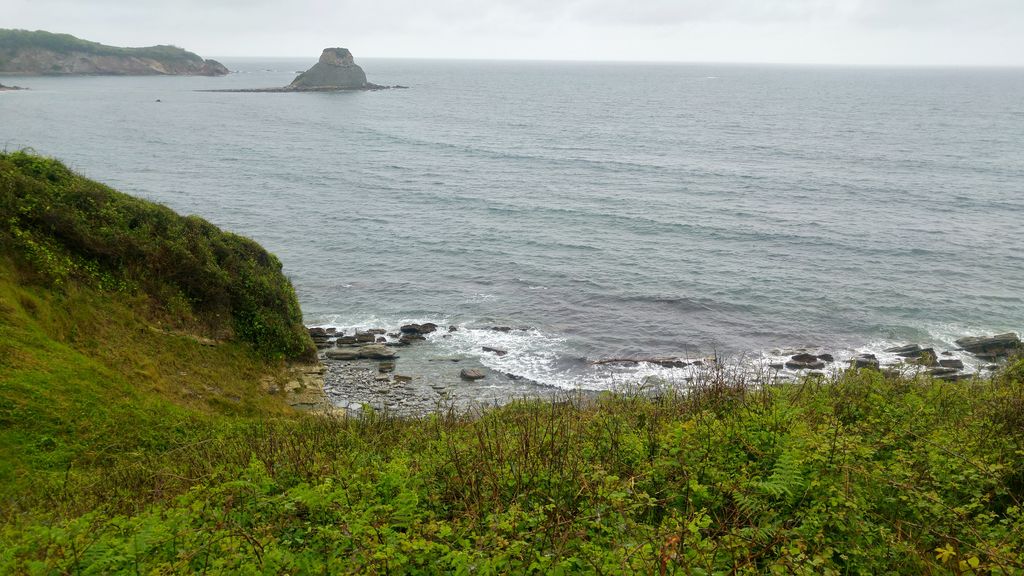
[210,54,1024,70]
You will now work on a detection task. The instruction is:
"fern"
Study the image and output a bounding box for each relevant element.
[757,450,804,502]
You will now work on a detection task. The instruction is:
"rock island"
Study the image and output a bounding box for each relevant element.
[206,47,405,92]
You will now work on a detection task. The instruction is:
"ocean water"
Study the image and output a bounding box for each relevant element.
[3,59,1023,393]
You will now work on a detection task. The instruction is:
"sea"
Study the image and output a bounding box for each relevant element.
[3,59,1023,401]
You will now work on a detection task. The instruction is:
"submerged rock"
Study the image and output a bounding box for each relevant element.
[938,358,965,370]
[884,344,923,357]
[460,368,486,381]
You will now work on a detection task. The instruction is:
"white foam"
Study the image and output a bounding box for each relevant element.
[308,314,1009,390]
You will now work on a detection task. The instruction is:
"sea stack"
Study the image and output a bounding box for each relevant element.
[289,48,367,90]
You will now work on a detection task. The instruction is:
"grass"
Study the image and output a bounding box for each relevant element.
[0,151,1021,573]
[0,151,307,509]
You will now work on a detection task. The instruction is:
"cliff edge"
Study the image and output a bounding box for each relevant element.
[0,29,228,76]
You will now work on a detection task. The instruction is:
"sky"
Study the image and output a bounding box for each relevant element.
[5,0,1024,66]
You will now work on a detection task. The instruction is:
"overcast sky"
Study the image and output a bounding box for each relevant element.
[6,0,1024,66]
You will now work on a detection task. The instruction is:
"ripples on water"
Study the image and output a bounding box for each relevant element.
[2,60,1022,389]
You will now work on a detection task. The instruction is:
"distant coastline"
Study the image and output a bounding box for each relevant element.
[0,29,228,76]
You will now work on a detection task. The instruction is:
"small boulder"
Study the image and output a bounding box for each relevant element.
[908,349,938,366]
[460,368,486,381]
[817,353,835,363]
[851,356,880,369]
[400,334,425,345]
[358,344,396,360]
[884,344,922,356]
[938,358,964,370]
[790,353,819,363]
[394,375,413,383]
[483,346,508,357]
[400,323,438,335]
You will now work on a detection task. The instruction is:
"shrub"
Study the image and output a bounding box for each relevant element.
[0,151,314,360]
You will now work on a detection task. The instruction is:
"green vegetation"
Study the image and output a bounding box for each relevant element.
[2,366,1023,573]
[0,151,314,360]
[0,29,205,63]
[0,150,312,508]
[1,151,1022,573]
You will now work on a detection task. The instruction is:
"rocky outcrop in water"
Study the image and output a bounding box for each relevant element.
[205,47,406,93]
[288,48,367,90]
[0,83,26,91]
[956,333,1020,357]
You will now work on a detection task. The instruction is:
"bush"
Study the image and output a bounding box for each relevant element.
[0,151,314,360]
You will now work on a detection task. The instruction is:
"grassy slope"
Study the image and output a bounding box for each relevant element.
[0,151,309,505]
[0,259,292,502]
[0,152,1022,573]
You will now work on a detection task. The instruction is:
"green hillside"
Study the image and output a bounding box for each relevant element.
[0,29,204,63]
[0,150,313,498]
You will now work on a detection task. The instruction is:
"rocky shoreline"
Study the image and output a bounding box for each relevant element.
[303,323,1021,415]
